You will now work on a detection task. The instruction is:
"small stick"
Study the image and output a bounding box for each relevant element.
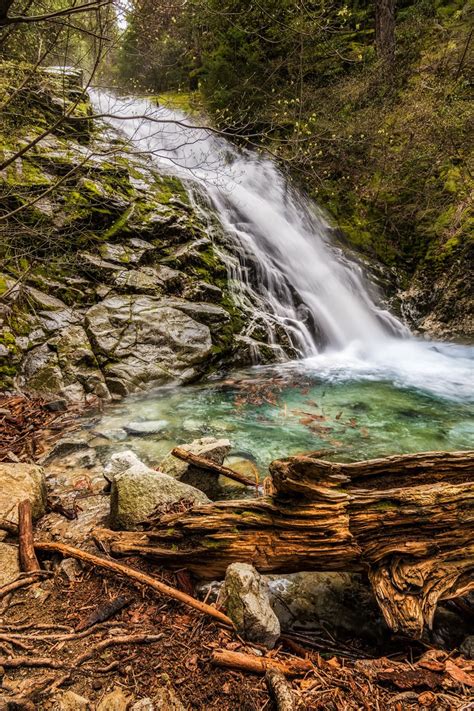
[35,540,234,629]
[171,447,256,488]
[0,656,64,669]
[211,650,312,676]
[18,500,40,572]
[266,668,297,710]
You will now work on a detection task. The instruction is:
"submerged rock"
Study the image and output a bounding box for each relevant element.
[124,420,169,436]
[0,463,46,523]
[109,455,210,530]
[224,562,280,649]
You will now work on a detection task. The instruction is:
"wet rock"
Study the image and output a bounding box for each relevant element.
[224,563,280,649]
[25,285,68,311]
[79,252,124,278]
[85,295,213,396]
[96,687,130,711]
[0,463,46,523]
[20,325,110,403]
[110,456,210,530]
[460,635,474,659]
[124,420,169,436]
[0,543,20,587]
[54,690,90,710]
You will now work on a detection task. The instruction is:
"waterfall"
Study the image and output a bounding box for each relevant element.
[89,91,406,358]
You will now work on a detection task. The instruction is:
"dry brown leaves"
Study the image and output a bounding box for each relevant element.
[0,393,85,463]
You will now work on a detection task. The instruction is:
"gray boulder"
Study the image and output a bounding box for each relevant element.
[110,456,210,530]
[0,463,46,523]
[224,563,280,649]
[85,295,213,396]
[20,325,110,403]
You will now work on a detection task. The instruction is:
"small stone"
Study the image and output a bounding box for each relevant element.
[45,398,68,412]
[130,699,154,711]
[96,687,130,711]
[460,635,474,659]
[54,690,90,710]
[124,420,169,436]
[92,680,103,691]
[224,563,280,649]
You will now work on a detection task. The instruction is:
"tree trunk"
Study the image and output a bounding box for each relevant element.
[94,450,474,638]
[375,0,396,71]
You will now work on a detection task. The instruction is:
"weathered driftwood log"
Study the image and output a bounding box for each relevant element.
[94,450,474,638]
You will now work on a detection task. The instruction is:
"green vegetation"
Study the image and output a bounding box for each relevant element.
[118,0,472,297]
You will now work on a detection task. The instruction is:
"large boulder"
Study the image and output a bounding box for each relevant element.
[0,463,46,523]
[109,454,210,530]
[85,295,213,396]
[224,563,280,649]
[20,325,110,403]
[0,543,20,587]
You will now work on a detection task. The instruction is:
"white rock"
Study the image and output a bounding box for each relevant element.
[224,563,280,649]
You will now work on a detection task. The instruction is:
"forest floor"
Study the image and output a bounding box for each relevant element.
[1,556,473,711]
[1,396,473,709]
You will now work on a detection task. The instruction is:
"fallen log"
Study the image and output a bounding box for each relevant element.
[171,446,257,488]
[95,450,474,638]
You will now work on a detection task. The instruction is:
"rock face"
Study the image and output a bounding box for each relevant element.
[109,455,210,530]
[85,295,213,396]
[224,563,280,649]
[0,463,46,523]
[0,543,20,587]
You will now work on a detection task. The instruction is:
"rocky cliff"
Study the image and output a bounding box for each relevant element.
[0,65,261,403]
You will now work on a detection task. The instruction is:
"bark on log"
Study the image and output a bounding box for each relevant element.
[171,447,257,488]
[18,500,40,573]
[94,450,474,638]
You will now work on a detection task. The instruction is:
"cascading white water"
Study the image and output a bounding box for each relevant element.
[89,91,473,401]
[89,91,405,355]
